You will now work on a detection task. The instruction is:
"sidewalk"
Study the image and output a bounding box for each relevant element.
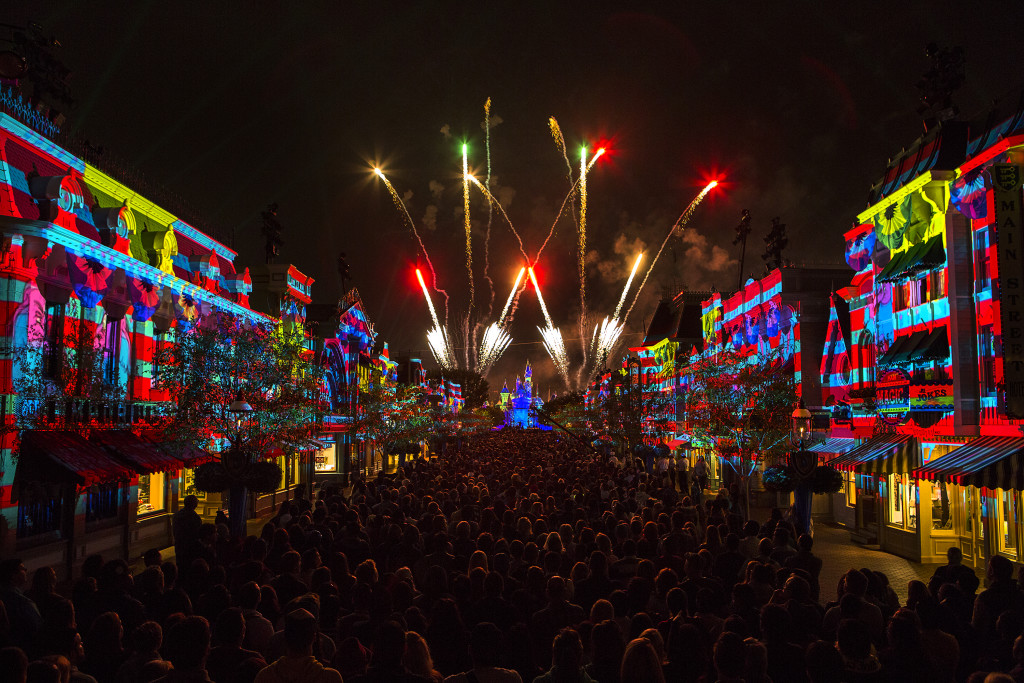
[811,522,941,605]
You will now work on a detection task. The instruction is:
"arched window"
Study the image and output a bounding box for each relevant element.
[858,331,876,388]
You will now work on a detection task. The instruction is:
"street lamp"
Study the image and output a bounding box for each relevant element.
[791,397,812,449]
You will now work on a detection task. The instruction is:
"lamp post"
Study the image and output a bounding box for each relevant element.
[225,389,256,539]
[791,398,812,450]
[789,397,816,536]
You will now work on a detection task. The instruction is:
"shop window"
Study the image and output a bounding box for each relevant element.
[315,444,338,473]
[137,472,166,515]
[887,474,918,530]
[999,489,1018,557]
[85,483,126,524]
[932,480,953,530]
[182,468,207,501]
[845,471,857,507]
[888,474,905,527]
[963,488,984,540]
[16,483,65,538]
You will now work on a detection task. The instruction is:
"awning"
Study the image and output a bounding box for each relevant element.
[808,438,857,456]
[137,431,217,467]
[913,436,1024,490]
[827,434,920,475]
[878,326,949,366]
[878,333,919,366]
[18,430,133,487]
[91,430,186,474]
[876,235,946,283]
[915,326,950,362]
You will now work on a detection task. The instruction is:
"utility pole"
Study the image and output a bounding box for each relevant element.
[337,252,351,295]
[734,209,752,290]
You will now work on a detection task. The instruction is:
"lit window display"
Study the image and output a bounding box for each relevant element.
[844,471,857,507]
[887,474,918,531]
[1000,489,1018,556]
[315,444,338,473]
[138,472,166,514]
[182,469,207,501]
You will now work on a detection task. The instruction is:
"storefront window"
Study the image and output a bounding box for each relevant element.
[86,483,126,524]
[910,485,918,530]
[999,489,1018,556]
[932,480,953,530]
[137,472,166,515]
[278,456,288,490]
[845,471,857,507]
[182,469,207,501]
[889,474,904,527]
[315,444,338,473]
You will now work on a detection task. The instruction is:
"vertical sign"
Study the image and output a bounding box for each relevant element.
[993,164,1024,417]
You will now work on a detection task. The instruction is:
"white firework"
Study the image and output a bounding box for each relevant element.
[426,326,456,371]
[477,322,513,374]
[538,325,571,388]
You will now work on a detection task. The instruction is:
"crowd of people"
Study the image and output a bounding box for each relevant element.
[2,428,1024,683]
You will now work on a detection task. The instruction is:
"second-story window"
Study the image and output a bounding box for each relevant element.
[976,227,992,292]
[43,302,65,377]
[980,324,996,397]
[103,319,121,385]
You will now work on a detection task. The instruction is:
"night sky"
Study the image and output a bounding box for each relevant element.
[6,2,1024,395]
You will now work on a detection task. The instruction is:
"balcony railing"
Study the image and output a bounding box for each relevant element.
[15,396,169,427]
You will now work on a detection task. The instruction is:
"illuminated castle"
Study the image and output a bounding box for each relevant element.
[498,360,544,428]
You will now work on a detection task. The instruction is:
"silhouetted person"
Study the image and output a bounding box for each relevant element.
[0,559,42,652]
[172,495,203,569]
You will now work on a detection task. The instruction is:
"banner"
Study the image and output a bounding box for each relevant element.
[993,165,1024,417]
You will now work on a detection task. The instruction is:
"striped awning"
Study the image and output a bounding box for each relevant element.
[913,436,1024,490]
[808,438,857,456]
[828,434,920,475]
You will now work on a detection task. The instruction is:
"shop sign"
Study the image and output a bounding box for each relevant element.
[993,164,1024,417]
[910,380,954,411]
[876,368,911,424]
[314,443,338,473]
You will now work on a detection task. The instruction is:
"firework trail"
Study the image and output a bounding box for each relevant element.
[624,180,718,322]
[613,252,644,319]
[466,175,530,262]
[416,268,442,328]
[375,168,450,322]
[535,148,605,262]
[416,268,456,370]
[462,144,475,369]
[549,117,575,193]
[498,267,526,326]
[462,144,474,316]
[483,98,496,318]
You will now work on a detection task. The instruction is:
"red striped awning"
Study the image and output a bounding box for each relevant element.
[827,433,919,475]
[18,430,133,487]
[913,436,1024,490]
[91,430,186,474]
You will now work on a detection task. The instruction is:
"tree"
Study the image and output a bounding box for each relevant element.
[154,312,326,539]
[352,383,432,465]
[440,369,489,409]
[590,372,671,455]
[5,306,124,463]
[683,348,796,508]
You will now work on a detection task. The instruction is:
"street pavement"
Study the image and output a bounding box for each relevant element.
[811,522,943,605]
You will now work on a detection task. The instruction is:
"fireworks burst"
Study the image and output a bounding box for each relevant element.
[426,325,457,371]
[476,322,513,375]
[538,324,571,388]
[482,98,495,318]
[624,180,718,322]
[591,316,627,369]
